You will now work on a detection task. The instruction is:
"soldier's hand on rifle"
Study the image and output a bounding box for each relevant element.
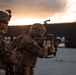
[43,40,51,49]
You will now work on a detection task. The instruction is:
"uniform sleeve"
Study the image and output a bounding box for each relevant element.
[19,41,47,58]
[0,40,12,63]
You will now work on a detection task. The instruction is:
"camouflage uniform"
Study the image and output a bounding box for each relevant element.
[11,23,50,75]
[0,10,16,70]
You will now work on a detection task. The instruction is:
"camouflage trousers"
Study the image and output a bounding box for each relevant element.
[15,65,34,75]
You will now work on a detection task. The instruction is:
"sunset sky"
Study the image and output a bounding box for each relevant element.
[0,0,76,26]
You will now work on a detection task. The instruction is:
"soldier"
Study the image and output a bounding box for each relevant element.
[0,10,16,75]
[11,23,51,75]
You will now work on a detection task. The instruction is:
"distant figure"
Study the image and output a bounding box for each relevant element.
[0,10,16,75]
[11,23,51,75]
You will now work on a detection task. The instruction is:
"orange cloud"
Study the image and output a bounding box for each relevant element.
[0,0,68,18]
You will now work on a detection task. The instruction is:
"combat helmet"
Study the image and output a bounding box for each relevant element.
[29,23,46,37]
[0,10,12,34]
[0,10,11,21]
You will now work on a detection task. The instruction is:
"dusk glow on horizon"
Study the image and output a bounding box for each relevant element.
[0,0,76,26]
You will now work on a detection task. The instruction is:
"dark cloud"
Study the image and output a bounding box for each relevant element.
[0,0,68,18]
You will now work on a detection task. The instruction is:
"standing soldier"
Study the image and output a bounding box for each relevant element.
[0,10,16,75]
[11,23,51,75]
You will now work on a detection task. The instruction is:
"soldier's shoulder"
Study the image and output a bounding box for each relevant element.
[15,34,24,39]
[23,35,35,43]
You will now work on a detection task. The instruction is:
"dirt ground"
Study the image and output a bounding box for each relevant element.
[0,48,76,75]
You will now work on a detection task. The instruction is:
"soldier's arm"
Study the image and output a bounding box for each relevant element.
[30,43,47,58]
[18,41,47,58]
